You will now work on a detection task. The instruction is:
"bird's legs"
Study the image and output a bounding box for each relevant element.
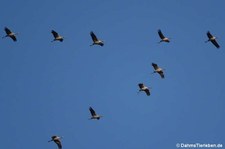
[205,40,210,43]
[2,35,7,39]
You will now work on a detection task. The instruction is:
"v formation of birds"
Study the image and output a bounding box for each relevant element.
[1,26,221,149]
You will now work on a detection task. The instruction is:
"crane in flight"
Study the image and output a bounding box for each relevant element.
[3,27,17,41]
[138,83,150,96]
[48,135,62,149]
[152,63,165,79]
[158,29,170,43]
[51,30,64,42]
[205,31,220,49]
[90,31,104,46]
[89,107,102,120]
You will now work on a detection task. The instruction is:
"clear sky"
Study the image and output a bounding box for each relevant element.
[0,0,225,149]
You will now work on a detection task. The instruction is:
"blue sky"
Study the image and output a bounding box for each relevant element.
[0,0,225,149]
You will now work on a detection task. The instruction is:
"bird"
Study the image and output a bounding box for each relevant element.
[138,83,150,96]
[48,135,62,149]
[152,63,165,78]
[158,29,170,43]
[205,31,220,48]
[90,31,104,46]
[51,30,63,42]
[2,27,17,41]
[89,107,102,120]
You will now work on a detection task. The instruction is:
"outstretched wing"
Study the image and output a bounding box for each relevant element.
[10,35,17,41]
[51,30,59,38]
[145,88,150,96]
[90,31,98,42]
[89,107,96,116]
[158,29,165,39]
[207,31,213,39]
[211,40,220,48]
[159,71,165,78]
[54,140,62,149]
[4,27,12,34]
[152,63,159,70]
[138,83,144,89]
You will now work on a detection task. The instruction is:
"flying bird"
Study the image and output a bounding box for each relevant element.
[158,29,170,43]
[90,31,104,46]
[51,30,63,42]
[3,27,17,41]
[89,107,102,120]
[48,136,62,149]
[152,63,165,78]
[205,31,220,48]
[138,83,150,96]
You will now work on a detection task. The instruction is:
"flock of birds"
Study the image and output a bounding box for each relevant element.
[137,29,221,96]
[2,27,220,49]
[2,26,221,149]
[47,106,103,149]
